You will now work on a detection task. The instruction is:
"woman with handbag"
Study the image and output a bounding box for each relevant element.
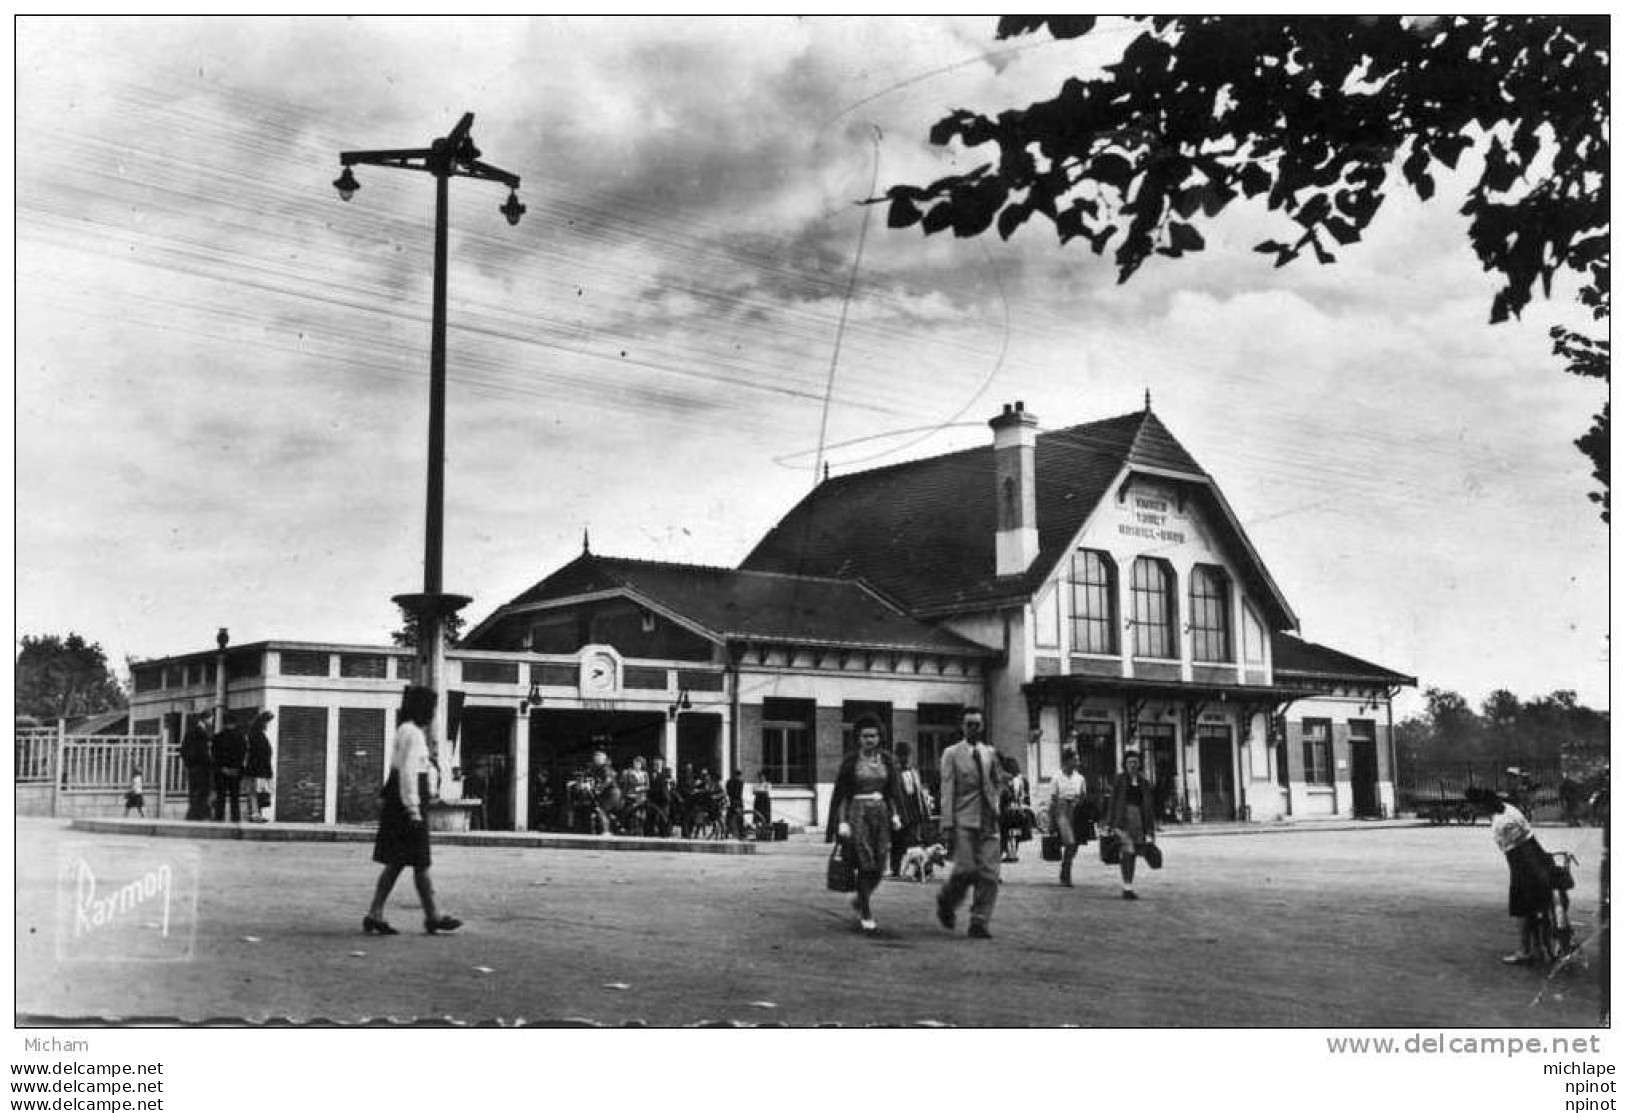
[825,716,903,933]
[1106,750,1156,900]
[1049,750,1087,886]
[999,755,1031,863]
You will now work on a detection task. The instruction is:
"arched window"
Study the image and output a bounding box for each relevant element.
[1130,557,1176,658]
[1068,549,1118,654]
[1189,564,1233,662]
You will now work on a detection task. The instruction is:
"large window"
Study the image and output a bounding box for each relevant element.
[1301,718,1333,786]
[760,698,814,786]
[1130,557,1177,658]
[1069,549,1118,655]
[279,650,330,677]
[1188,564,1233,662]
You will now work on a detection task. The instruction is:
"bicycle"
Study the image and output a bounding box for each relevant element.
[723,801,772,841]
[568,776,670,837]
[1533,850,1580,963]
[682,790,728,839]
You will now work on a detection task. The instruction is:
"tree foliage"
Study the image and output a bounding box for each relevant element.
[15,633,127,723]
[390,605,465,650]
[1393,684,1608,776]
[885,16,1609,519]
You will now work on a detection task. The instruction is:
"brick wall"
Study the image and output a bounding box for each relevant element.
[736,702,763,780]
[814,705,844,783]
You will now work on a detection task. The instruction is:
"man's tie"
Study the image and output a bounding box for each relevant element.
[971,745,990,826]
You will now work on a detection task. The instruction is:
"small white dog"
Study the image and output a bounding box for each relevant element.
[898,845,929,882]
[898,843,950,882]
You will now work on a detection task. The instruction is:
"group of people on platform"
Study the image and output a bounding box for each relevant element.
[542,749,772,837]
[826,708,1160,937]
[178,709,275,823]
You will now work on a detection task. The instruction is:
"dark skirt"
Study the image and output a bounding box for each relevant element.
[848,798,891,875]
[1505,838,1551,918]
[373,771,432,869]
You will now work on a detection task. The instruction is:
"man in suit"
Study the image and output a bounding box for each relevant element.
[210,711,248,823]
[935,707,1004,939]
[179,712,214,821]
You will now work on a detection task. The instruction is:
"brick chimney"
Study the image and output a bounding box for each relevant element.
[989,401,1039,577]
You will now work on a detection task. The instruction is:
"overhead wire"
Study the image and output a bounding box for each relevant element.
[15,45,1590,540]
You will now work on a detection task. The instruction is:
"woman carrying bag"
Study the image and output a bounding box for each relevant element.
[825,716,903,933]
[1106,750,1157,900]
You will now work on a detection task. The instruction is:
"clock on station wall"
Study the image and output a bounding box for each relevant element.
[580,649,620,695]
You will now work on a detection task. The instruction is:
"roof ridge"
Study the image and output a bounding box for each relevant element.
[589,552,739,576]
[818,440,989,486]
[600,553,886,591]
[814,409,1150,487]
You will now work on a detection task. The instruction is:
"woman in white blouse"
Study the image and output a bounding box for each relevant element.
[1049,749,1087,887]
[1469,786,1553,964]
[364,685,462,935]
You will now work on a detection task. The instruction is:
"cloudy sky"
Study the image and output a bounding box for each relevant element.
[14,16,1609,718]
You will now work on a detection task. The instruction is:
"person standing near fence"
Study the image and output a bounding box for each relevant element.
[244,711,274,823]
[180,712,213,821]
[210,712,247,823]
[123,767,145,817]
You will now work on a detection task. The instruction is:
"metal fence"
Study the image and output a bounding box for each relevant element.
[14,726,178,795]
[1397,759,1569,822]
[15,728,56,783]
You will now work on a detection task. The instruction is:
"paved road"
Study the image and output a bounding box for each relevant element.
[14,818,1606,1026]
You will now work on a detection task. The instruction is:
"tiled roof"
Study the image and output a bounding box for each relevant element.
[1271,632,1416,686]
[473,553,994,656]
[740,408,1295,625]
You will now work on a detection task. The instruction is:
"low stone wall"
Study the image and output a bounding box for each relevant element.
[14,788,187,820]
[15,785,52,817]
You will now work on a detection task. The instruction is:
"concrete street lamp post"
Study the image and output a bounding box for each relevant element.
[333,114,524,797]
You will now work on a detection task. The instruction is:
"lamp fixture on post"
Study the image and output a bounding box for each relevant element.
[518,682,543,716]
[332,167,360,201]
[333,112,524,802]
[500,188,526,226]
[668,690,692,721]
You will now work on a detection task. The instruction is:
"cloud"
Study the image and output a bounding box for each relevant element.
[13,17,1608,712]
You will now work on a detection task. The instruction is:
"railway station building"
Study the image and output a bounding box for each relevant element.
[126,400,1414,830]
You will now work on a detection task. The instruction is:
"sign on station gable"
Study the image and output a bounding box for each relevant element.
[1105,478,1215,561]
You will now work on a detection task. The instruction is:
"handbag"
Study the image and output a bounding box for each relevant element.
[825,838,857,893]
[1040,832,1062,862]
[1141,841,1164,870]
[1098,831,1122,865]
